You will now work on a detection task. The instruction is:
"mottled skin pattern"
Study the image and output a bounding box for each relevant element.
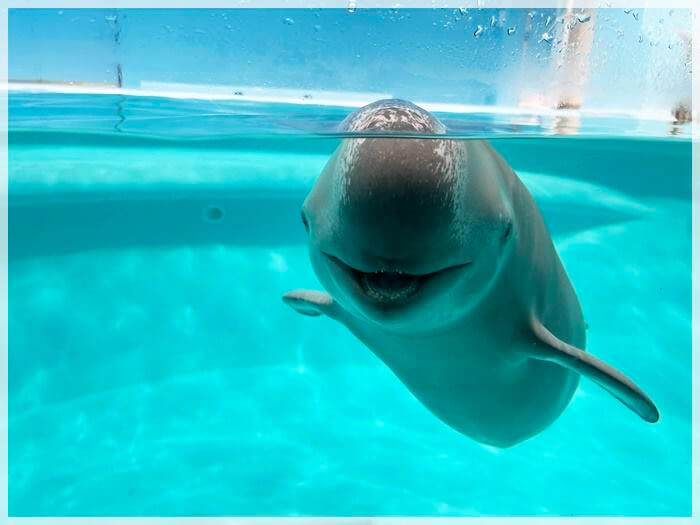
[284,100,659,447]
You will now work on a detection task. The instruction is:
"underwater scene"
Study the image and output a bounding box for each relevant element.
[7,6,693,518]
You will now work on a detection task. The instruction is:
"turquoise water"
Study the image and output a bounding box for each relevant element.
[9,93,692,516]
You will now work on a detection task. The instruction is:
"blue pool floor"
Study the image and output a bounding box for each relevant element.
[8,176,691,515]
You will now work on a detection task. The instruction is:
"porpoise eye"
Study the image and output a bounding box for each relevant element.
[503,221,513,240]
[301,210,310,232]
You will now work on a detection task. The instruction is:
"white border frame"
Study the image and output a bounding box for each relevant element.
[2,1,697,523]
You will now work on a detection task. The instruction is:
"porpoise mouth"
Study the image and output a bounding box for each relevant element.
[352,268,424,303]
[326,254,471,305]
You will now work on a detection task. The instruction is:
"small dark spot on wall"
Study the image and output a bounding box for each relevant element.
[205,206,224,222]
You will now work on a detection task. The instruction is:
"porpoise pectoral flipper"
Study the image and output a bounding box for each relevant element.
[283,289,345,321]
[527,314,660,423]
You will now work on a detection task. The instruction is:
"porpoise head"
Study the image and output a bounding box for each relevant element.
[302,100,516,332]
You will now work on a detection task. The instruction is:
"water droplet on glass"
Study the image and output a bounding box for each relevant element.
[507,26,516,35]
[632,11,639,21]
[576,13,591,23]
[283,17,294,25]
[490,15,496,27]
[473,25,484,37]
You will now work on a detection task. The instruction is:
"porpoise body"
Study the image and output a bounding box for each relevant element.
[283,100,659,447]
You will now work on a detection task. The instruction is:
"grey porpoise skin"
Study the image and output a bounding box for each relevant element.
[283,99,659,448]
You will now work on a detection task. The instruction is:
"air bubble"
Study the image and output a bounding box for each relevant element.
[633,12,639,21]
[283,17,294,25]
[576,13,591,23]
[105,15,117,22]
[539,32,552,44]
[507,26,516,35]
[473,25,484,37]
[348,0,356,13]
[490,15,496,27]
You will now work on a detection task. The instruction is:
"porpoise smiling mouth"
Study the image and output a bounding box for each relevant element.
[356,268,424,303]
[325,254,471,304]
